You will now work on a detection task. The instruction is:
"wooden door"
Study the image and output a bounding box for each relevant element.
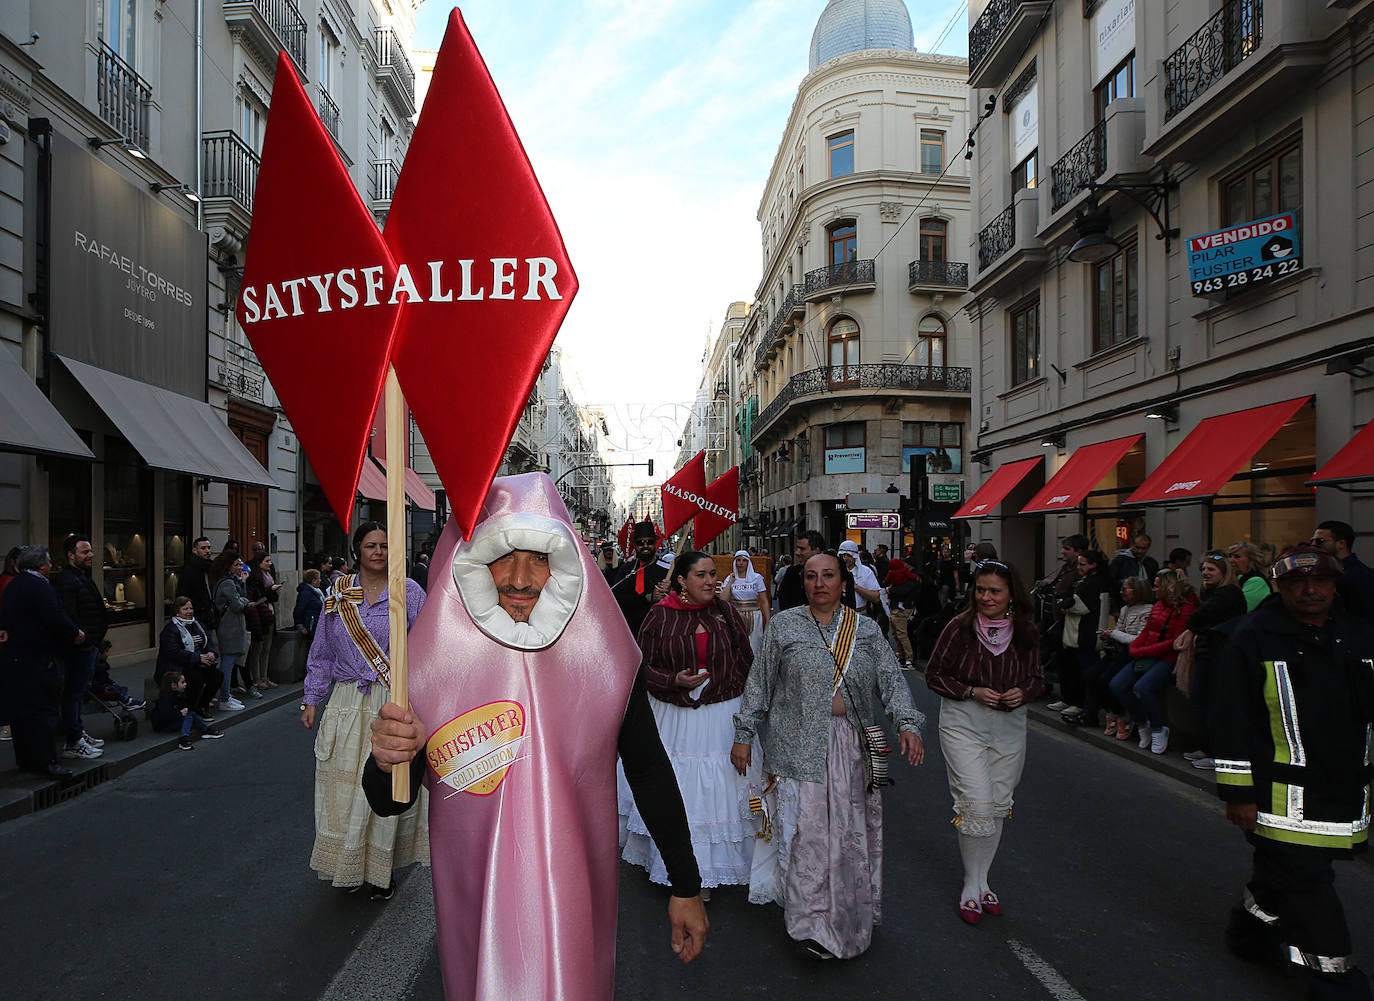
[227,400,275,551]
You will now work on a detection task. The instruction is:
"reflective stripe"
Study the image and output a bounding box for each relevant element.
[1243,889,1279,926]
[1288,947,1357,974]
[1258,812,1360,837]
[1262,660,1306,768]
[1214,758,1252,774]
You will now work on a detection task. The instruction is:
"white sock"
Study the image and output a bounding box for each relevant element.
[976,819,1004,896]
[957,832,981,905]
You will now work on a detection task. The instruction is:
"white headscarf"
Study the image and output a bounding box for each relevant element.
[729,550,765,588]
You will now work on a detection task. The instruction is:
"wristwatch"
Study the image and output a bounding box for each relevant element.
[300,703,308,712]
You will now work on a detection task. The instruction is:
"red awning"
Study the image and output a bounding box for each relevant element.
[357,458,388,502]
[1020,434,1143,514]
[1125,396,1311,505]
[375,457,438,510]
[1308,421,1374,486]
[954,456,1043,519]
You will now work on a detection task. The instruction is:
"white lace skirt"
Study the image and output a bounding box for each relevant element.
[618,695,755,888]
[310,682,430,887]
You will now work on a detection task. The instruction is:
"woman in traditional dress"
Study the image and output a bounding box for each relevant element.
[721,550,771,657]
[731,551,925,960]
[620,550,756,894]
[924,559,1042,925]
[301,520,428,898]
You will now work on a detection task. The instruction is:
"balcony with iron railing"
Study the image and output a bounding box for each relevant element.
[202,131,259,210]
[374,26,417,117]
[1148,0,1335,160]
[318,89,341,140]
[978,206,1015,272]
[372,159,399,203]
[96,40,150,150]
[219,338,267,404]
[1050,121,1107,212]
[803,259,876,300]
[753,364,971,442]
[223,0,307,72]
[907,259,969,292]
[968,0,1053,89]
[972,188,1049,295]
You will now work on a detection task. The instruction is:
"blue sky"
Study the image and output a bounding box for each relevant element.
[412,1,968,477]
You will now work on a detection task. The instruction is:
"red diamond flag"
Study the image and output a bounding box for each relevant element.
[660,451,707,538]
[617,517,634,559]
[694,466,740,549]
[236,53,401,531]
[384,9,578,542]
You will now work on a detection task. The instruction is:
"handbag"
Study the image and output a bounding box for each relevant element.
[840,675,894,791]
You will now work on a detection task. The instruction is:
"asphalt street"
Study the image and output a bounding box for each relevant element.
[2,681,1370,1001]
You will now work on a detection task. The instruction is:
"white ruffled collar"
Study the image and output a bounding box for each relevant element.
[449,512,584,651]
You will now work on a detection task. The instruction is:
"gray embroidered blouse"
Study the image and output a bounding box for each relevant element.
[733,605,925,783]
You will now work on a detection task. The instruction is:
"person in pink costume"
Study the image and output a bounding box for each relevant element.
[363,473,707,1001]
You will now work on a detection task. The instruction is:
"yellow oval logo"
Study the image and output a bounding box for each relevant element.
[426,700,526,796]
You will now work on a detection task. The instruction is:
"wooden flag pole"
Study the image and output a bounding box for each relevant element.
[385,365,411,803]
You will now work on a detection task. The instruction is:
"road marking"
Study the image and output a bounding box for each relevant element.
[318,867,436,1001]
[1008,939,1088,1001]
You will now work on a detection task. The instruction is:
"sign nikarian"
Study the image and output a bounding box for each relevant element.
[1188,212,1301,297]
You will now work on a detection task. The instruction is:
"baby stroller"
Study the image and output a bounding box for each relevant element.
[86,674,141,742]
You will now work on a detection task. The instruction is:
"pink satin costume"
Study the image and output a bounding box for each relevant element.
[406,473,641,1001]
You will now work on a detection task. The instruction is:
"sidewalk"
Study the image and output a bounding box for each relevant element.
[0,656,303,823]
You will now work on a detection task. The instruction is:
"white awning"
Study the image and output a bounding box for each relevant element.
[56,355,275,488]
[0,351,94,460]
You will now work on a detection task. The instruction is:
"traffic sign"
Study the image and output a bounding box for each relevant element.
[846,512,900,530]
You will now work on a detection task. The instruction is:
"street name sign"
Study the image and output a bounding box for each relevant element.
[931,482,962,503]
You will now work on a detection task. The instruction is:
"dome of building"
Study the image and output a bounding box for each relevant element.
[808,0,915,72]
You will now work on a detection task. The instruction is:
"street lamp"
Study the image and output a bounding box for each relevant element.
[150,181,201,204]
[1067,172,1180,263]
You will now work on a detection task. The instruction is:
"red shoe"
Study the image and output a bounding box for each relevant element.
[981,891,1002,916]
[958,898,982,924]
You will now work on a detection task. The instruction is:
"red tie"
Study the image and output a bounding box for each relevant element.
[635,564,645,595]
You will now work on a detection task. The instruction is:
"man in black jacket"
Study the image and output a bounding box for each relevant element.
[0,546,84,776]
[183,535,217,629]
[609,520,669,639]
[53,535,108,760]
[776,530,827,611]
[1213,545,1373,1001]
[1107,533,1160,610]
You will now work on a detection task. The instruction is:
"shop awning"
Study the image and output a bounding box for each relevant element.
[0,352,94,460]
[1020,434,1143,514]
[375,456,437,510]
[1308,421,1374,486]
[357,459,388,502]
[1125,396,1311,505]
[56,355,275,488]
[954,456,1042,519]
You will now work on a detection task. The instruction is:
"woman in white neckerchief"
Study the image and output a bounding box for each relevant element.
[722,551,771,657]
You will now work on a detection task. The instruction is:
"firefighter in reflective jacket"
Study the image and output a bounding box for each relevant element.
[1212,544,1374,1001]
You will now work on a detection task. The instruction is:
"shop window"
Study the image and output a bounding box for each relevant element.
[1210,402,1315,557]
[1094,55,1136,126]
[103,438,151,625]
[920,218,947,263]
[824,422,866,474]
[163,472,191,618]
[1010,299,1040,386]
[1223,139,1301,225]
[902,421,962,473]
[1092,239,1138,352]
[916,315,947,368]
[828,130,855,178]
[827,319,860,387]
[47,450,93,559]
[920,129,945,174]
[1013,150,1038,192]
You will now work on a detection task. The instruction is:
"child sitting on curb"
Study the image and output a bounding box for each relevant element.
[151,671,225,751]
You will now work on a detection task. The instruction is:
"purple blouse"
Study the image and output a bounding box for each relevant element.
[302,576,426,706]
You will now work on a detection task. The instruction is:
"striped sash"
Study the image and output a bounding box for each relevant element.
[323,575,391,690]
[824,605,860,695]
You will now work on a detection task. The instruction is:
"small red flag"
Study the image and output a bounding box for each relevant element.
[661,451,707,538]
[616,517,634,559]
[694,466,740,549]
[236,54,401,532]
[384,9,578,541]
